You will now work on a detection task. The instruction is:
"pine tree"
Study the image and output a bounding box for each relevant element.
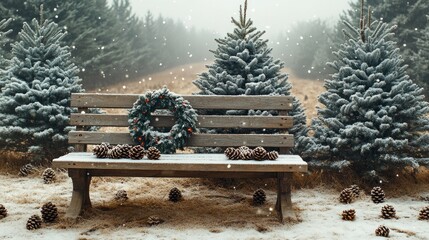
[0,18,11,70]
[0,19,82,162]
[193,0,307,151]
[415,16,429,95]
[306,5,429,175]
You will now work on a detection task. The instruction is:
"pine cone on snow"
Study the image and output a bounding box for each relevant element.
[375,225,389,237]
[381,205,396,219]
[147,215,164,226]
[41,202,58,223]
[341,209,356,221]
[26,215,42,230]
[253,189,266,205]
[266,151,279,160]
[0,204,7,219]
[339,188,354,204]
[129,145,145,160]
[18,164,33,177]
[168,187,182,202]
[371,186,385,204]
[350,184,360,198]
[114,190,129,203]
[418,206,429,220]
[42,168,56,184]
[93,143,110,158]
[147,147,161,160]
[253,147,267,160]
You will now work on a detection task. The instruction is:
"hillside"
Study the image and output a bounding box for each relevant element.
[101,62,325,123]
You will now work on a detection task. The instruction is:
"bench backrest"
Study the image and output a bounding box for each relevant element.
[69,93,294,153]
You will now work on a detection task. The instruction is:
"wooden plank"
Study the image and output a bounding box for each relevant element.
[71,93,293,110]
[52,153,308,173]
[87,169,277,178]
[68,132,294,148]
[70,114,293,129]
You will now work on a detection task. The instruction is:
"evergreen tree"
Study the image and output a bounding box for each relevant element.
[415,16,429,95]
[0,18,12,72]
[0,19,82,162]
[193,0,307,151]
[306,9,429,175]
[334,0,429,95]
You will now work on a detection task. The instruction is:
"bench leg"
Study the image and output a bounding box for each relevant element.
[276,172,295,223]
[66,169,92,219]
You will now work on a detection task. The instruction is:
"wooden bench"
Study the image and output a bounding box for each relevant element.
[52,93,308,223]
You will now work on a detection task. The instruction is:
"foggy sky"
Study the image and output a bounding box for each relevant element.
[127,0,351,36]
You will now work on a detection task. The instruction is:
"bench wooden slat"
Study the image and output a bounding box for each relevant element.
[70,114,293,129]
[71,93,293,110]
[68,131,294,147]
[53,153,307,172]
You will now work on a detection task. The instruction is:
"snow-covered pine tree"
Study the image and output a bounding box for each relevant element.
[0,18,11,77]
[306,5,429,176]
[0,19,83,162]
[415,15,429,94]
[193,0,307,151]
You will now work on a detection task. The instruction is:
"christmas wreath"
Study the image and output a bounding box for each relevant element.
[128,87,198,154]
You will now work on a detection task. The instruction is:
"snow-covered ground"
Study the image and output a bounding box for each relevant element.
[1,171,428,240]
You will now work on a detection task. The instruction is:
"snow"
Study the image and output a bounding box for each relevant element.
[0,173,428,240]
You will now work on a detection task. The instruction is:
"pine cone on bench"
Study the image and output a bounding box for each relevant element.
[224,147,241,160]
[108,146,123,159]
[129,145,145,160]
[266,151,279,160]
[119,144,132,158]
[239,146,253,160]
[147,147,161,160]
[93,143,110,158]
[253,147,267,160]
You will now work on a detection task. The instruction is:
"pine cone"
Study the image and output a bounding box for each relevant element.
[147,147,161,160]
[0,204,7,219]
[26,215,42,230]
[239,146,253,160]
[375,225,389,237]
[114,190,129,202]
[129,145,145,160]
[224,147,241,160]
[41,202,58,223]
[120,144,132,158]
[42,168,56,184]
[253,147,267,160]
[147,215,164,226]
[108,146,123,159]
[371,186,385,204]
[168,187,182,202]
[253,189,266,205]
[266,151,279,160]
[339,188,354,204]
[350,184,360,198]
[341,209,356,221]
[418,206,429,220]
[18,164,33,177]
[93,143,110,158]
[381,204,396,219]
